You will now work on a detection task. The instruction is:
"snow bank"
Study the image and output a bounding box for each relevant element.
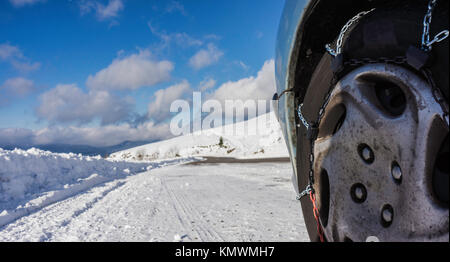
[0,147,197,226]
[109,112,289,162]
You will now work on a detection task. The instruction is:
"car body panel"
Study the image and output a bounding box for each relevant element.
[275,0,314,192]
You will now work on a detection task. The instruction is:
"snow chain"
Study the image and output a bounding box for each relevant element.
[296,0,449,242]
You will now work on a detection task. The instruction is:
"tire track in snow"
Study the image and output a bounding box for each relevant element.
[58,180,126,229]
[161,177,199,241]
[0,156,198,229]
[173,184,225,242]
[102,175,164,239]
[162,176,224,242]
[0,174,115,229]
[0,179,128,241]
[49,172,165,242]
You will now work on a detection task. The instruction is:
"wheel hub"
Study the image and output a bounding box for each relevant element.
[313,64,449,242]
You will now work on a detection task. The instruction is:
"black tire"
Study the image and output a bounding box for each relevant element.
[297,2,449,242]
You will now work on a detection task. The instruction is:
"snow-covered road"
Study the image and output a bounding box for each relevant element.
[0,161,309,242]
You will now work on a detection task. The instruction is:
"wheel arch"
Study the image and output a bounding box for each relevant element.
[283,0,410,101]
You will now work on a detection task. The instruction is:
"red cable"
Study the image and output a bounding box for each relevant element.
[310,192,325,242]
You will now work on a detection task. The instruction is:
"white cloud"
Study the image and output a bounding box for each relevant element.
[0,122,171,148]
[198,78,216,91]
[207,60,276,119]
[171,33,203,47]
[203,34,221,41]
[1,77,34,97]
[86,49,174,91]
[0,43,23,60]
[148,80,191,122]
[10,60,41,72]
[36,84,134,126]
[235,60,250,71]
[148,23,203,50]
[0,128,34,147]
[96,0,124,20]
[32,122,171,147]
[165,1,187,16]
[9,0,45,8]
[79,0,124,21]
[211,59,275,102]
[189,44,223,70]
[0,43,40,72]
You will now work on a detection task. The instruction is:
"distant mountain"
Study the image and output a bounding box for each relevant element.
[0,140,156,157]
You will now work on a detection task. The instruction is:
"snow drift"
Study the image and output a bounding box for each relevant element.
[0,147,197,227]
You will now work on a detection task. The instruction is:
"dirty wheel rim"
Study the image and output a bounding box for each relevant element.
[313,64,449,242]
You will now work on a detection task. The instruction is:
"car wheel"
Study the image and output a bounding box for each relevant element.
[297,2,449,242]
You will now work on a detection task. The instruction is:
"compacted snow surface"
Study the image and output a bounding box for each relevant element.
[0,113,308,242]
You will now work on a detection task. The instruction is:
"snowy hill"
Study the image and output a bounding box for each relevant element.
[109,112,289,162]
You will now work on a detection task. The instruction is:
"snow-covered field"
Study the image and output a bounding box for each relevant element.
[0,113,308,242]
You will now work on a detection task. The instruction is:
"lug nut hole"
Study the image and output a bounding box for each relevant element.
[391,161,402,184]
[358,144,374,164]
[351,183,367,203]
[381,204,394,227]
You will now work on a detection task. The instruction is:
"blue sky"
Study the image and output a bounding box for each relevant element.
[0,0,285,147]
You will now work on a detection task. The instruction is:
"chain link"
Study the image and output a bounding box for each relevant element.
[297,104,310,130]
[344,56,407,67]
[421,0,450,126]
[296,76,335,242]
[422,68,450,126]
[296,184,312,200]
[296,60,341,203]
[422,0,449,51]
[325,9,375,57]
